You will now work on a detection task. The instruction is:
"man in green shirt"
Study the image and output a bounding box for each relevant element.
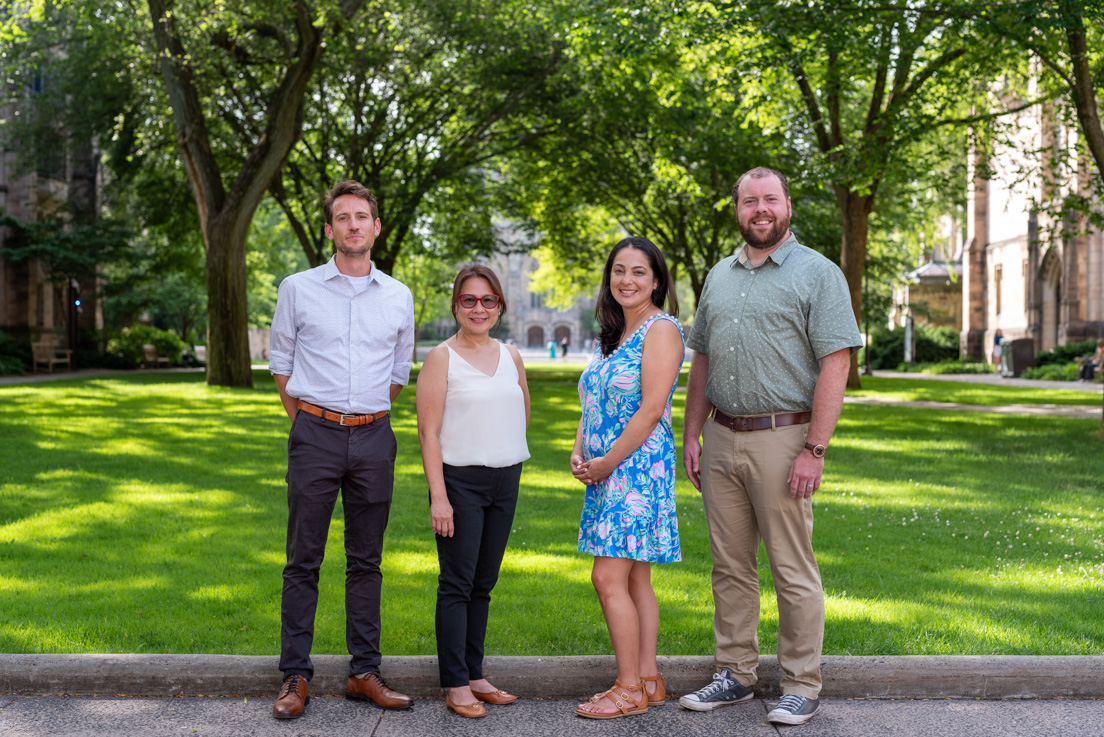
[679,166,861,725]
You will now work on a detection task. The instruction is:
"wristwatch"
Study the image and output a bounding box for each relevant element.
[804,442,827,459]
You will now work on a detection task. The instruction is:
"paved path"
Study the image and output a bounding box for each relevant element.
[2,694,1103,737]
[843,395,1101,419]
[872,370,1104,393]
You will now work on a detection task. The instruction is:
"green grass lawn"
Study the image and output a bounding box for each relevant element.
[849,375,1103,407]
[0,367,1102,657]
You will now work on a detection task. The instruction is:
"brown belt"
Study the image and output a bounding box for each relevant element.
[713,409,812,432]
[297,400,389,426]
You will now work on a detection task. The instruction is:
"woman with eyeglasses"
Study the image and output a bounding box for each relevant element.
[416,265,531,718]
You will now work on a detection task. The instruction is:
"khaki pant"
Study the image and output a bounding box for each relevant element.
[700,417,824,699]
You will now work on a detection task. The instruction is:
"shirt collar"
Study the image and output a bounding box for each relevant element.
[733,232,803,270]
[733,232,799,269]
[322,255,378,283]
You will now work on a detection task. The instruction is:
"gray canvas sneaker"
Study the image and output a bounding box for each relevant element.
[677,668,754,711]
[767,694,820,724]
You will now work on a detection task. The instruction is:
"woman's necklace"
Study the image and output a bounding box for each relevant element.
[620,309,659,347]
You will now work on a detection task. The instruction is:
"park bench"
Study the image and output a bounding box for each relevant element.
[142,344,171,368]
[32,341,72,374]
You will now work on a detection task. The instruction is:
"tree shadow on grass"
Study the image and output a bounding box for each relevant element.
[2,373,1102,656]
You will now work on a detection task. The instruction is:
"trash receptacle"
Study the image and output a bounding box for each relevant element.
[1000,338,1035,377]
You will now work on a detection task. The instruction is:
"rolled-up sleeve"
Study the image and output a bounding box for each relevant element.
[268,278,297,376]
[390,289,415,385]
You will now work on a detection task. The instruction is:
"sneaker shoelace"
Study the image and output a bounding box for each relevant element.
[775,694,805,712]
[692,672,735,698]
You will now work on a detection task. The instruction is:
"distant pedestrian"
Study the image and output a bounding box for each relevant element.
[548,339,557,360]
[417,265,530,719]
[991,329,1003,375]
[560,336,569,360]
[1080,339,1104,381]
[268,181,415,720]
[681,166,861,726]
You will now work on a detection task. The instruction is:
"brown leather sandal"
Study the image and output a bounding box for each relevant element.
[575,679,648,720]
[641,673,666,705]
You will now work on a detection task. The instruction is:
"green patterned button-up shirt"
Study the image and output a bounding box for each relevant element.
[685,233,862,416]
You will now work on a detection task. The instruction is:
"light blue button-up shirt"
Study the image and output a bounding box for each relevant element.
[269,256,415,414]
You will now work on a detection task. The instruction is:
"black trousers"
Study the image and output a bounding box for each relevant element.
[435,462,522,688]
[280,410,396,681]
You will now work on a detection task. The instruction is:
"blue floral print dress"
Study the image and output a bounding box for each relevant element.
[577,314,683,563]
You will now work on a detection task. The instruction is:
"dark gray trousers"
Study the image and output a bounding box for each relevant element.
[435,462,522,687]
[280,410,396,681]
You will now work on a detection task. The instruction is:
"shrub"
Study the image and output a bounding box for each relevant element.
[0,333,30,374]
[0,354,26,375]
[107,325,186,366]
[78,350,140,370]
[905,360,992,375]
[180,349,206,368]
[1021,362,1079,381]
[1034,340,1097,368]
[867,325,960,369]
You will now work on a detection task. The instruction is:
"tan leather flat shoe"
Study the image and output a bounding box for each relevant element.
[446,692,487,718]
[472,689,517,705]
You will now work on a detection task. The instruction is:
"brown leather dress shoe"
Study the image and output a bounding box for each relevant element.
[472,689,517,705]
[273,674,310,719]
[346,671,414,711]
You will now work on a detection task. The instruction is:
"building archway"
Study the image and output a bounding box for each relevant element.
[526,325,544,348]
[1039,248,1062,352]
[554,325,571,345]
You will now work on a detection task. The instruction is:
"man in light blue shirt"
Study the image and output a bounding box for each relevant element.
[269,181,415,720]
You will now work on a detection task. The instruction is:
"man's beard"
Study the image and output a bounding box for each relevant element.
[336,239,370,258]
[739,215,789,250]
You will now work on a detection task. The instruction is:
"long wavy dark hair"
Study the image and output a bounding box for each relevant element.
[596,237,678,357]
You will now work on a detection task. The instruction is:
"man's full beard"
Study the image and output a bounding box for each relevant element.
[739,215,789,250]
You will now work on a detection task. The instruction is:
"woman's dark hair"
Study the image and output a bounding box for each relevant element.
[450,264,507,326]
[595,236,678,357]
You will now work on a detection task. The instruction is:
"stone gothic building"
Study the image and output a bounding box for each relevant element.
[960,113,1104,361]
[486,250,594,351]
[0,95,103,346]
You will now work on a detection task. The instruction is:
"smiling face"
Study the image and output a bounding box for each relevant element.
[610,246,658,312]
[325,193,381,259]
[454,276,501,337]
[735,173,791,251]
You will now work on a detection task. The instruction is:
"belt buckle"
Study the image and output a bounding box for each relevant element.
[338,414,359,426]
[735,416,749,431]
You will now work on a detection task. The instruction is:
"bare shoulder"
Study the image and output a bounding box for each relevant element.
[422,343,451,372]
[643,316,683,344]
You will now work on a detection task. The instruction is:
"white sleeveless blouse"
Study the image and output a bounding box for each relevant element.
[439,342,530,468]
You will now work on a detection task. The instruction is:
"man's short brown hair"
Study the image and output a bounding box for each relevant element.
[324,181,378,224]
[731,166,791,206]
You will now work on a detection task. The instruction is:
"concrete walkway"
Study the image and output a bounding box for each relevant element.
[3,693,1103,737]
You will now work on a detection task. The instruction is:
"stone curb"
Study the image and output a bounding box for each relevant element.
[2,654,1101,700]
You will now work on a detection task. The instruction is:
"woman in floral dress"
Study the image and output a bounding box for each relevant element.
[571,236,684,719]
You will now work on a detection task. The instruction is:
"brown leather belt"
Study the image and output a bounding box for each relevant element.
[713,409,812,432]
[297,400,389,426]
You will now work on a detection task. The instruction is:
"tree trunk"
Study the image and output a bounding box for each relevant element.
[204,211,253,386]
[835,186,875,389]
